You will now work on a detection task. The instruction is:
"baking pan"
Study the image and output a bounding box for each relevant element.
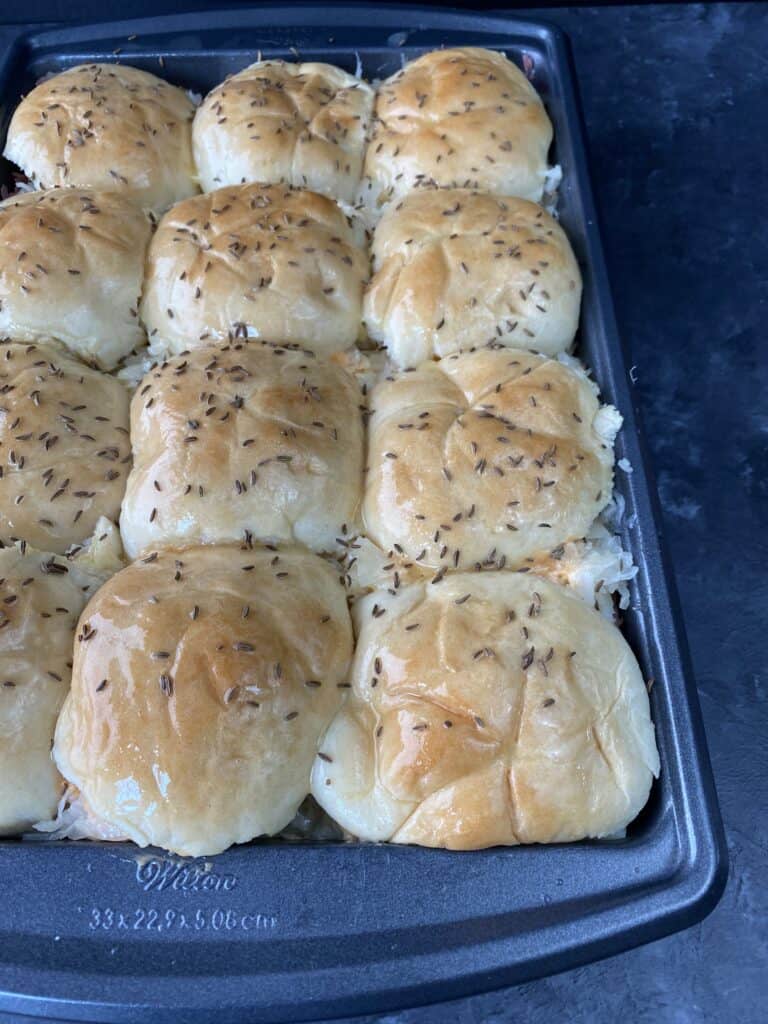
[0,6,727,1022]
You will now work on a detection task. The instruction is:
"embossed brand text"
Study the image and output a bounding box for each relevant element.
[136,858,238,893]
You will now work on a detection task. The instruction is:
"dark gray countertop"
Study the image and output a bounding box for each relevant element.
[346,4,766,1022]
[0,4,764,1023]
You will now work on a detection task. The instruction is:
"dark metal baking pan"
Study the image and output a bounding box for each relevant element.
[0,6,727,1023]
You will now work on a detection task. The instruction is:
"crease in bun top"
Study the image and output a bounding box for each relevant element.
[363,348,619,574]
[0,538,111,835]
[193,60,375,203]
[364,189,581,366]
[360,47,553,214]
[0,340,131,554]
[312,572,659,850]
[120,340,365,560]
[3,63,198,214]
[53,544,353,857]
[0,188,153,369]
[140,183,370,359]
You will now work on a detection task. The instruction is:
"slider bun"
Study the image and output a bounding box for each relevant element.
[0,341,131,554]
[0,189,153,369]
[193,60,374,202]
[54,544,353,857]
[120,340,364,559]
[140,183,370,358]
[312,572,659,848]
[364,189,580,365]
[0,543,105,834]
[4,63,197,213]
[361,48,552,212]
[363,348,616,571]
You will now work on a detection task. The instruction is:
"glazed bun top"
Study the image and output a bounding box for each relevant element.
[193,59,374,203]
[363,348,618,572]
[120,340,364,559]
[361,48,553,212]
[0,188,153,369]
[4,63,197,213]
[0,340,131,554]
[364,189,581,366]
[312,572,659,849]
[140,183,370,358]
[0,541,107,834]
[54,544,353,857]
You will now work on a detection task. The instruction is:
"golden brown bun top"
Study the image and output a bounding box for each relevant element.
[193,60,374,202]
[120,340,365,558]
[140,183,370,358]
[362,348,616,571]
[0,542,105,833]
[312,571,659,849]
[361,48,552,210]
[4,63,197,213]
[54,544,353,857]
[364,189,581,364]
[0,188,153,368]
[0,340,131,554]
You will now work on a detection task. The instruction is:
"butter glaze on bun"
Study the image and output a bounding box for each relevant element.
[0,341,131,554]
[54,544,353,857]
[4,63,197,213]
[140,183,369,358]
[0,189,153,369]
[120,340,364,559]
[0,543,106,834]
[361,48,552,212]
[312,572,659,849]
[363,348,616,572]
[364,189,580,365]
[193,60,374,202]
